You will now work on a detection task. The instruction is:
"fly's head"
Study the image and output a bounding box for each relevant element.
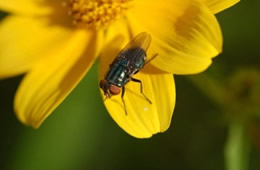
[99,80,121,98]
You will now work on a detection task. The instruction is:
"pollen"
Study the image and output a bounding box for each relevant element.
[64,0,132,29]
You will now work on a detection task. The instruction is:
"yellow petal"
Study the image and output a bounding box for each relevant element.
[200,0,240,14]
[103,72,175,139]
[0,0,53,15]
[99,25,175,138]
[14,30,103,128]
[127,0,222,74]
[0,15,72,78]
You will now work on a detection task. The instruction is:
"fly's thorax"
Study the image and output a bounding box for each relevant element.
[105,61,129,87]
[63,0,133,29]
[105,47,147,88]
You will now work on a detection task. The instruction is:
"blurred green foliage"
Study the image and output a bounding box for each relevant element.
[0,0,260,170]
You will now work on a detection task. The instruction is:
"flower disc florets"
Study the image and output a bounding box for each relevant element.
[65,0,132,29]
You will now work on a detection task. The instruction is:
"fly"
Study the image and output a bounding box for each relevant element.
[99,32,157,115]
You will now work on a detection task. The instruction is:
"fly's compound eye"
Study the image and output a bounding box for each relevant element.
[99,80,105,89]
[109,84,121,95]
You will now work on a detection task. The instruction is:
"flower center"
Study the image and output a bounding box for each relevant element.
[64,0,132,29]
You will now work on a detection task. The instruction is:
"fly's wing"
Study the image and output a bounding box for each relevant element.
[123,32,152,52]
[110,32,152,67]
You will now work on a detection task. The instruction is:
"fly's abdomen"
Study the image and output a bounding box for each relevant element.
[125,48,146,72]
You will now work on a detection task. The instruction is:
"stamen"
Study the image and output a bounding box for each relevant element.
[63,0,132,29]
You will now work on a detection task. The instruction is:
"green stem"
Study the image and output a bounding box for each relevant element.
[224,122,251,170]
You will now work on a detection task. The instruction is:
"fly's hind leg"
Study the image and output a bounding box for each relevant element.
[131,78,152,104]
[121,86,128,115]
[145,53,158,65]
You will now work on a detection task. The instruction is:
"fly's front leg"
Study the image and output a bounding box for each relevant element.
[131,78,152,104]
[121,86,128,115]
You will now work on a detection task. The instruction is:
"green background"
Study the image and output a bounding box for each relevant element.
[0,0,260,169]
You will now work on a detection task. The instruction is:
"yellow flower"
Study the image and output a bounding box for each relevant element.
[0,0,239,138]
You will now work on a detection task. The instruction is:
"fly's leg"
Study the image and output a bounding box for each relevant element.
[131,78,152,104]
[121,86,128,115]
[145,53,158,65]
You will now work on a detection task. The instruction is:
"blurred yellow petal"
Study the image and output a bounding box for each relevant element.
[200,0,240,14]
[0,15,71,78]
[0,0,53,15]
[99,25,175,138]
[128,0,222,74]
[14,30,103,128]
